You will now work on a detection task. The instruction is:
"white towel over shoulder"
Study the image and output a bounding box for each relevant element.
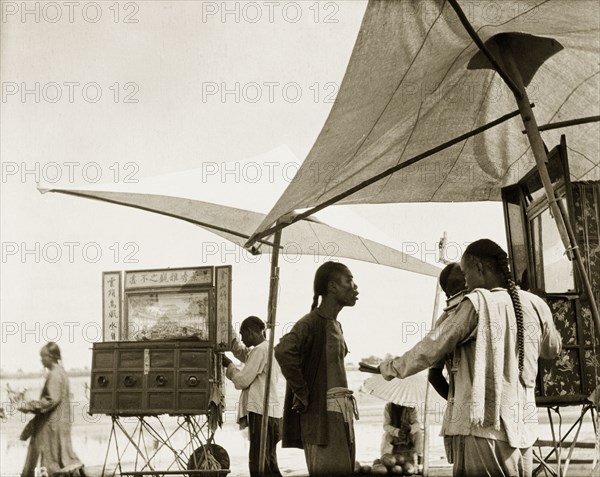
[466,288,518,430]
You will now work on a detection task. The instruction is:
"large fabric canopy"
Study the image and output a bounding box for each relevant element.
[39,187,441,277]
[251,0,599,240]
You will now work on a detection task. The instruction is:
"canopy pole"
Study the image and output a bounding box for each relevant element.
[498,39,600,341]
[258,228,282,475]
[422,233,449,476]
[523,115,600,133]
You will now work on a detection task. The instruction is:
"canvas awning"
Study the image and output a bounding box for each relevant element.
[38,187,441,277]
[249,0,599,242]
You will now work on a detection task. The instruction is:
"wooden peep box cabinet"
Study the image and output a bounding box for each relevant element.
[90,340,216,415]
[90,266,232,416]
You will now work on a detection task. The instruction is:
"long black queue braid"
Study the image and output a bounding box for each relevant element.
[464,239,526,378]
[496,253,526,377]
[311,261,349,311]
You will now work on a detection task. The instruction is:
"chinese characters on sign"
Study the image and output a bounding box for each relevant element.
[124,267,213,290]
[102,271,122,341]
[215,266,232,349]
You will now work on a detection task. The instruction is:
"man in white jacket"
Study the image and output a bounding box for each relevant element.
[222,316,282,477]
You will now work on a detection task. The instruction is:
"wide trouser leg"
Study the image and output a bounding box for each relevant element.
[451,435,532,477]
[248,412,282,477]
[304,411,355,477]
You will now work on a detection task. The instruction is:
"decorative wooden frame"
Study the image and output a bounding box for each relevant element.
[103,266,232,344]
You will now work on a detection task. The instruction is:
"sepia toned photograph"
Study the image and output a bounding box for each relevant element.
[1,1,599,477]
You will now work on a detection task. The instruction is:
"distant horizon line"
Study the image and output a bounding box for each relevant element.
[1,362,362,379]
[0,368,91,380]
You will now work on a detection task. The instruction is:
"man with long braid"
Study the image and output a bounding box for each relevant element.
[274,261,360,476]
[379,239,562,477]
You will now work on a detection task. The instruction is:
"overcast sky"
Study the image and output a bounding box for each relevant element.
[1,1,506,372]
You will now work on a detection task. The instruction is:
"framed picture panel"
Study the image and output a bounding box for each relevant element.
[125,288,212,341]
[105,266,233,345]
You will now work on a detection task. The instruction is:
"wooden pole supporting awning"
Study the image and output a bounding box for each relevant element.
[447,0,600,349]
[258,229,282,476]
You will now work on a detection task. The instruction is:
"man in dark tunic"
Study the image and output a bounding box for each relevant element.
[274,262,359,477]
